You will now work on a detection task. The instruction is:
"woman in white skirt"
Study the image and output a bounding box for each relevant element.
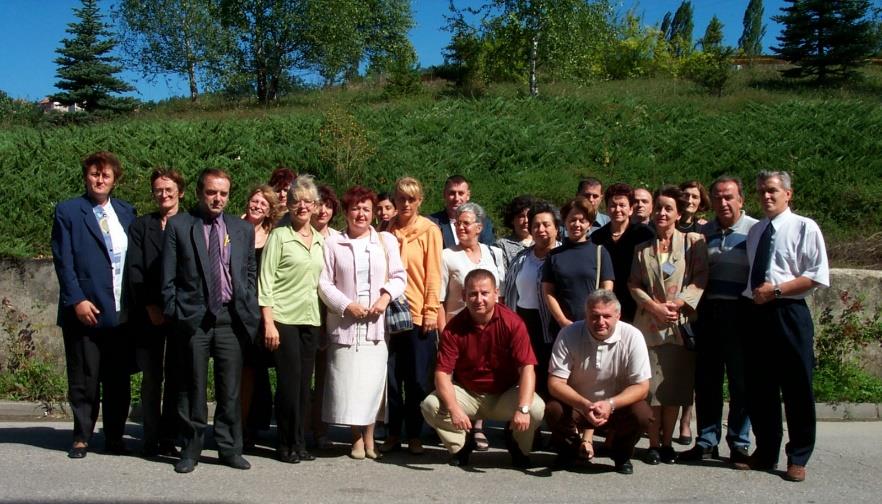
[319,186,407,459]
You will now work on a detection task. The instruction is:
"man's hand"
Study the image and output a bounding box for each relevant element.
[587,400,612,427]
[74,300,100,327]
[753,282,775,305]
[449,406,472,432]
[145,305,165,326]
[511,410,531,432]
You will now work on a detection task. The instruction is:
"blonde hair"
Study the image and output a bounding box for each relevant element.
[394,176,424,201]
[246,184,281,231]
[287,174,319,207]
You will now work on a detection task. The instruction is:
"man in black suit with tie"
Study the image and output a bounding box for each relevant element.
[161,168,260,473]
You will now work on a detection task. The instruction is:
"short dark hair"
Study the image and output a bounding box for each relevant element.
[709,175,744,199]
[268,167,296,192]
[679,180,710,212]
[464,268,496,289]
[377,191,395,207]
[560,196,597,224]
[82,151,122,182]
[196,168,231,193]
[654,185,688,215]
[502,194,535,230]
[528,200,561,230]
[341,186,378,212]
[577,176,602,195]
[604,182,634,207]
[444,174,470,190]
[150,167,186,194]
[318,184,340,215]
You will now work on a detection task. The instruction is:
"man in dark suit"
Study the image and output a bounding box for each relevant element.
[161,168,260,473]
[51,151,136,459]
[428,175,495,248]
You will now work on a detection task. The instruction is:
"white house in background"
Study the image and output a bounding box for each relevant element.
[38,98,83,114]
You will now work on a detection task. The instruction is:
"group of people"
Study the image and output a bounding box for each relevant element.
[51,152,828,483]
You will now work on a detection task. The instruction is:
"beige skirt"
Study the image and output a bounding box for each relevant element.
[647,343,696,407]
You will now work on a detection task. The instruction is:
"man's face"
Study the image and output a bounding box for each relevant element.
[198,175,230,218]
[464,276,497,319]
[579,183,603,212]
[710,181,743,227]
[633,188,652,222]
[587,301,620,341]
[444,182,470,216]
[757,176,792,218]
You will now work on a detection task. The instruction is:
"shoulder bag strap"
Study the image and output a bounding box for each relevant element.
[595,244,602,290]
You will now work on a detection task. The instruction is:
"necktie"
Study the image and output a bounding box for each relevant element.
[208,220,223,314]
[750,221,774,290]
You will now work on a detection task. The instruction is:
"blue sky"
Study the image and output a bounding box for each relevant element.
[1,0,792,102]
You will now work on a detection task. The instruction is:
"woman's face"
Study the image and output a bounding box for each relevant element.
[564,209,590,242]
[394,191,422,220]
[151,176,181,214]
[84,164,115,202]
[607,195,633,225]
[346,199,373,236]
[512,208,530,240]
[683,187,701,216]
[530,212,558,248]
[245,192,270,224]
[377,198,397,223]
[288,193,314,226]
[454,210,482,246]
[276,184,290,208]
[312,200,334,228]
[654,195,680,232]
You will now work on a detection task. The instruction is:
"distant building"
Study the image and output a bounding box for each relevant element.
[38,98,83,114]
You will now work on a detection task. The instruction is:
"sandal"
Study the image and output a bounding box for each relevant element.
[579,439,594,461]
[474,430,490,452]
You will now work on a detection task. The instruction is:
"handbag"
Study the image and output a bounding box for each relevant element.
[378,232,414,335]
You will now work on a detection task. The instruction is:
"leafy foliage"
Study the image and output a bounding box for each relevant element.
[738,0,766,58]
[668,1,694,58]
[682,47,735,97]
[699,15,724,51]
[53,0,136,112]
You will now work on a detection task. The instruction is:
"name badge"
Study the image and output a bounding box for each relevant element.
[662,262,676,278]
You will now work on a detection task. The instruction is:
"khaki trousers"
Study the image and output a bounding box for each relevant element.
[421,384,545,454]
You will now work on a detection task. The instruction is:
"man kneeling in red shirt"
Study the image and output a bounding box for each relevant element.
[421,269,545,468]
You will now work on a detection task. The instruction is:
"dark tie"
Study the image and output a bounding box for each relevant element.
[750,221,774,290]
[208,220,223,314]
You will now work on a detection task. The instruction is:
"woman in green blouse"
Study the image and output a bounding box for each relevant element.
[258,174,325,464]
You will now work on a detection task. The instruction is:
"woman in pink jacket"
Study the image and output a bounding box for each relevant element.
[319,186,407,459]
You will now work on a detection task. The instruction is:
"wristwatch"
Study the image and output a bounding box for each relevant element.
[517,405,530,415]
[774,286,783,299]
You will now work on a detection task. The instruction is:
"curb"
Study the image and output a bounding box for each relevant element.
[1,400,880,422]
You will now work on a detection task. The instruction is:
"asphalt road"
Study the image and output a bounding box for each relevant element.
[0,420,880,503]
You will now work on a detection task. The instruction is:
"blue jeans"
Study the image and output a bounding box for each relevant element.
[694,298,751,450]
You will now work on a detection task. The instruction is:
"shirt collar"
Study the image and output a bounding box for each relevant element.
[769,207,792,228]
[585,321,621,345]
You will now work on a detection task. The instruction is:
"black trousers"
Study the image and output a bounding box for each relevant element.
[135,323,178,448]
[62,321,131,446]
[386,325,436,439]
[743,297,816,466]
[176,306,244,459]
[518,307,552,400]
[273,323,318,452]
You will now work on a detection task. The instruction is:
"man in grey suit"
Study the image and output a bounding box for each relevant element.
[161,168,260,473]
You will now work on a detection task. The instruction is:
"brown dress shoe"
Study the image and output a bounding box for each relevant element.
[784,464,806,482]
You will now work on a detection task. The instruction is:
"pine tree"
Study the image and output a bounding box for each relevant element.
[54,0,135,112]
[699,15,724,51]
[773,0,875,83]
[738,0,766,58]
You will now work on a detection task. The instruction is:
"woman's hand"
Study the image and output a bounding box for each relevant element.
[664,300,684,323]
[368,293,391,318]
[345,302,369,320]
[646,300,670,325]
[74,300,100,327]
[264,323,280,351]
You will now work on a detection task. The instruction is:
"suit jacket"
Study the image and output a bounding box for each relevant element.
[126,212,166,324]
[428,209,495,249]
[51,194,136,329]
[160,209,259,341]
[628,230,708,347]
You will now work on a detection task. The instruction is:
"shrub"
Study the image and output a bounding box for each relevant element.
[681,47,735,96]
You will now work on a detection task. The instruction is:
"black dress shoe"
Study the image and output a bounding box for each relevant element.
[157,441,180,458]
[659,445,677,464]
[615,459,634,475]
[449,430,477,467]
[174,458,197,474]
[730,446,751,469]
[679,444,719,461]
[297,450,316,461]
[68,446,87,459]
[643,448,660,465]
[104,440,131,456]
[220,454,251,470]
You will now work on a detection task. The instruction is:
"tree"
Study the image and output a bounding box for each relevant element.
[738,0,766,58]
[668,1,693,58]
[659,11,673,40]
[773,0,876,83]
[115,0,228,102]
[54,0,135,112]
[682,46,735,96]
[699,15,724,51]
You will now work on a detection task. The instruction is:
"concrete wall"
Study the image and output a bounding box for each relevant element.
[2,259,881,376]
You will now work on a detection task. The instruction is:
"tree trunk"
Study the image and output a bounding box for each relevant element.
[187,60,199,102]
[529,33,539,97]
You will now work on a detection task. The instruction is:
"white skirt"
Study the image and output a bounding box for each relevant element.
[322,301,388,426]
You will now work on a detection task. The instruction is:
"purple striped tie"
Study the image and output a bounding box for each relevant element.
[208,220,223,314]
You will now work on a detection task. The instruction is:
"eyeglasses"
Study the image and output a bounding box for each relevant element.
[455,220,478,228]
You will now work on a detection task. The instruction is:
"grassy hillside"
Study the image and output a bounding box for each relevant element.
[2,69,881,265]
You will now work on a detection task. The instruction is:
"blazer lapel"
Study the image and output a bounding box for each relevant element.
[225,215,242,289]
[146,213,163,254]
[191,214,210,282]
[80,197,110,262]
